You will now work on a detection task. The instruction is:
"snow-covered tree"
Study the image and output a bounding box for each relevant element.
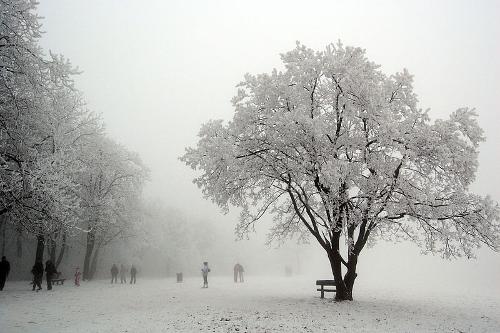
[1,0,50,219]
[1,0,82,257]
[76,135,148,280]
[182,42,500,301]
[1,0,106,266]
[0,1,150,275]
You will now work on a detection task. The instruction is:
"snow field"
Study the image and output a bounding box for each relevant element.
[1,276,499,332]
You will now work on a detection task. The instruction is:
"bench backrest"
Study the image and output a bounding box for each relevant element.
[316,279,336,286]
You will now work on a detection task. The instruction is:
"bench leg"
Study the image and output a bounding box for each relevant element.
[321,286,324,299]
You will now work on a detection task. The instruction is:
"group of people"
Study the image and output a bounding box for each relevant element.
[110,264,137,284]
[0,255,138,292]
[30,259,58,291]
[200,262,245,288]
[233,263,244,283]
[0,257,246,291]
[0,255,82,292]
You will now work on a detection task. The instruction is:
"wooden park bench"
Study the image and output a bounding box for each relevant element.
[52,278,66,285]
[51,272,65,285]
[316,280,336,298]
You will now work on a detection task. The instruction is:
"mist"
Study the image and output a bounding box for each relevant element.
[1,1,499,332]
[29,0,499,288]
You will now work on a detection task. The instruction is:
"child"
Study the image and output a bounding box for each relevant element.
[74,267,81,286]
[201,262,210,288]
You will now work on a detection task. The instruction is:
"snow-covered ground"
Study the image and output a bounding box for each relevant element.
[1,276,499,332]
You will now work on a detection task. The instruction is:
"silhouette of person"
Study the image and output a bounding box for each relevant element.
[0,256,10,290]
[45,260,58,290]
[74,267,81,286]
[111,264,118,283]
[233,263,239,283]
[238,264,244,282]
[201,262,210,288]
[130,265,137,284]
[31,261,44,291]
[120,264,127,284]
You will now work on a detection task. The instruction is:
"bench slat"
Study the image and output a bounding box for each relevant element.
[316,280,335,286]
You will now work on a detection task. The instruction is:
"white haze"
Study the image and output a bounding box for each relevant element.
[36,0,499,294]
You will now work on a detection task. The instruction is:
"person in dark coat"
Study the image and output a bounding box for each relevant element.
[130,265,137,284]
[111,264,118,283]
[0,256,10,291]
[45,260,58,290]
[233,263,239,283]
[238,264,244,282]
[31,261,44,291]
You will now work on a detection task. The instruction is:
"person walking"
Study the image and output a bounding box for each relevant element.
[238,264,244,283]
[31,261,44,291]
[45,260,58,290]
[120,264,127,284]
[0,256,10,291]
[111,264,118,284]
[130,265,137,284]
[201,261,210,288]
[233,263,239,283]
[74,267,81,286]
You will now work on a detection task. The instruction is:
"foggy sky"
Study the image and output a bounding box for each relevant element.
[36,0,500,290]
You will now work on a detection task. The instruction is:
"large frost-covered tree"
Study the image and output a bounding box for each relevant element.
[0,1,149,273]
[0,0,100,264]
[182,42,500,301]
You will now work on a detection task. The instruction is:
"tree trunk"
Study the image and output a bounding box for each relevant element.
[55,232,67,269]
[82,230,95,280]
[48,235,56,263]
[327,251,352,301]
[343,254,358,300]
[35,234,45,263]
[89,244,100,280]
[16,227,23,258]
[325,247,361,301]
[1,217,5,256]
[327,233,353,301]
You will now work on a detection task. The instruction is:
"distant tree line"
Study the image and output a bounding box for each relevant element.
[0,0,148,280]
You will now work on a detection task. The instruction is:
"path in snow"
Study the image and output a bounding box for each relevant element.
[1,276,499,332]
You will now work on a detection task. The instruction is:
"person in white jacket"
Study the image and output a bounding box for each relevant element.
[201,262,210,288]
